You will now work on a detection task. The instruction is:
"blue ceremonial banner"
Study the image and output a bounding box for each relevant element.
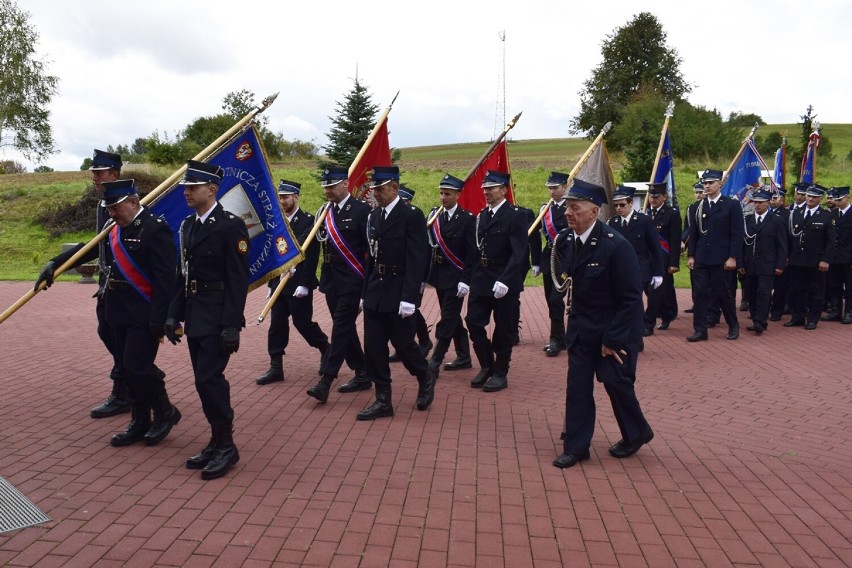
[151,125,303,292]
[773,146,786,191]
[722,137,763,201]
[653,130,677,201]
[800,131,820,184]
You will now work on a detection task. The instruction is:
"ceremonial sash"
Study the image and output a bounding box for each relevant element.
[543,205,559,244]
[109,225,153,302]
[658,235,671,254]
[324,211,365,279]
[431,214,464,272]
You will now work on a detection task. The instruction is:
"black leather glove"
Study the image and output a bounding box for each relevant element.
[164,318,182,345]
[220,327,240,354]
[34,260,57,291]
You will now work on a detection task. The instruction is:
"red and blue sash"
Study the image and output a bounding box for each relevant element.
[658,235,671,254]
[325,210,365,279]
[109,225,153,302]
[543,205,559,244]
[431,212,464,272]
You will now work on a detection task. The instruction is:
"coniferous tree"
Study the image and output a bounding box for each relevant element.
[320,78,380,169]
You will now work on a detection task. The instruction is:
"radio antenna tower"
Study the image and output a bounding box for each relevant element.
[493,30,506,141]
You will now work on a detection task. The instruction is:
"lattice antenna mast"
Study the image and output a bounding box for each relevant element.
[493,30,506,141]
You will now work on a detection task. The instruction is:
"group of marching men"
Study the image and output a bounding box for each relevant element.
[36,148,850,478]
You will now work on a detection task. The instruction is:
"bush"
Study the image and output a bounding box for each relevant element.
[34,165,53,173]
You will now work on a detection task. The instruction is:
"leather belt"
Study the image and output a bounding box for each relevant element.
[434,254,445,264]
[106,279,132,290]
[188,280,225,293]
[376,264,404,276]
[323,253,347,264]
[480,257,507,267]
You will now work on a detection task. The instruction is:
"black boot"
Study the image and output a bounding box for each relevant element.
[470,342,494,388]
[307,374,334,402]
[110,405,151,447]
[144,395,181,446]
[417,322,433,358]
[357,386,394,420]
[91,379,131,418]
[415,369,436,411]
[428,339,450,379]
[186,431,217,470]
[201,422,240,480]
[337,369,373,393]
[483,354,509,392]
[256,356,284,385]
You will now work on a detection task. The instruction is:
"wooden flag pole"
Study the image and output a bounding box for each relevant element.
[0,93,279,326]
[719,122,760,187]
[643,101,675,210]
[528,121,612,236]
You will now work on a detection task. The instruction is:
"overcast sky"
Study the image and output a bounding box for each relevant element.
[7,0,851,171]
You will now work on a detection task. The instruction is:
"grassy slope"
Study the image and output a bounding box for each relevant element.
[2,126,850,283]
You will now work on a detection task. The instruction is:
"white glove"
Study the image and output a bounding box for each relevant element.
[289,267,297,276]
[419,282,426,295]
[359,298,364,312]
[651,276,663,289]
[266,287,273,299]
[398,301,415,318]
[293,286,309,298]
[492,281,509,299]
[532,265,541,277]
[456,282,470,298]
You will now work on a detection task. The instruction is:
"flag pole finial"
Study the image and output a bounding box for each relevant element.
[665,101,675,117]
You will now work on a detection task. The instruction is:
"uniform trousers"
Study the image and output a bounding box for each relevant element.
[770,271,789,318]
[745,273,773,328]
[562,340,649,455]
[691,264,738,333]
[187,335,234,425]
[363,309,427,388]
[97,296,124,382]
[466,291,518,369]
[642,282,663,329]
[267,291,328,357]
[110,324,165,406]
[542,275,566,345]
[434,287,470,355]
[658,272,678,321]
[319,292,364,378]
[826,264,852,313]
[788,265,827,323]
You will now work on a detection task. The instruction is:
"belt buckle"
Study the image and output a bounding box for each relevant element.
[377,264,386,275]
[190,280,198,293]
[481,258,488,267]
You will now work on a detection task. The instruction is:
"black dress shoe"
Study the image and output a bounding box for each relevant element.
[388,351,401,363]
[753,324,764,335]
[356,395,394,421]
[726,325,739,340]
[470,367,492,388]
[415,370,436,411]
[739,300,749,312]
[804,322,817,330]
[686,332,708,342]
[746,325,757,331]
[821,312,841,322]
[609,429,654,458]
[444,357,473,371]
[783,319,805,327]
[769,314,781,322]
[544,342,564,357]
[482,373,507,392]
[552,451,591,469]
[842,313,852,325]
[337,372,372,393]
[657,320,671,330]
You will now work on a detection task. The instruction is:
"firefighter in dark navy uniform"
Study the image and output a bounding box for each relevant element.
[305,166,373,402]
[645,182,682,330]
[537,172,570,356]
[465,170,528,393]
[357,166,435,420]
[165,160,249,481]
[769,187,791,321]
[822,186,852,323]
[426,174,476,377]
[255,180,329,385]
[552,178,653,469]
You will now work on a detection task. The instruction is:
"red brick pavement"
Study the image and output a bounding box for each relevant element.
[0,281,850,567]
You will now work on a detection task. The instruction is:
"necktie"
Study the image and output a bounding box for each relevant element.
[443,210,449,223]
[651,208,657,220]
[757,215,762,226]
[622,217,627,227]
[381,208,387,222]
[485,209,493,223]
[707,200,713,211]
[573,236,582,255]
[189,218,201,245]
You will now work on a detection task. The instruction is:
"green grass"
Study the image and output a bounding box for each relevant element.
[3,125,850,284]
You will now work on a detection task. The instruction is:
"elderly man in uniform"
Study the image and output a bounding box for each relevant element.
[35,149,133,419]
[552,178,653,468]
[165,160,249,480]
[740,188,788,334]
[645,182,682,330]
[255,180,329,385]
[426,174,476,377]
[537,172,570,356]
[686,169,744,342]
[785,184,836,329]
[607,185,664,337]
[465,170,529,392]
[357,166,435,420]
[305,166,372,401]
[822,186,852,323]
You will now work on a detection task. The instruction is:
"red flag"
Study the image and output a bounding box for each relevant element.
[458,139,516,213]
[349,117,391,200]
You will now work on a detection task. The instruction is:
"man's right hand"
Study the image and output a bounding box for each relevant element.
[164,318,183,345]
[34,260,57,291]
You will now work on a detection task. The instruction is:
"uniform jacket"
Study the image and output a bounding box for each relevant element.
[830,207,852,264]
[607,211,663,283]
[427,205,477,290]
[169,203,250,337]
[103,208,176,328]
[681,201,700,246]
[742,212,788,276]
[470,202,529,296]
[788,207,836,267]
[319,197,371,294]
[540,200,569,276]
[363,200,428,312]
[555,221,644,352]
[269,208,319,295]
[647,203,682,270]
[519,206,542,272]
[687,195,745,265]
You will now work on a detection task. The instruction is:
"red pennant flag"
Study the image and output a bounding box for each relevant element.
[458,139,516,214]
[349,117,392,199]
